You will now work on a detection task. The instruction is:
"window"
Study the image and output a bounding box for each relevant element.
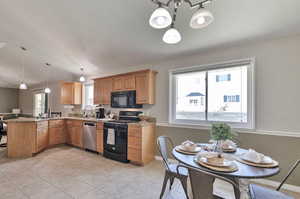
[33,93,48,117]
[169,58,254,129]
[83,83,94,109]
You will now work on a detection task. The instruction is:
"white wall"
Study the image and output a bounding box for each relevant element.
[122,34,300,133]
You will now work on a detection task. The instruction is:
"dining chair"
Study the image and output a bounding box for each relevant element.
[249,159,300,199]
[177,164,241,199]
[157,136,189,199]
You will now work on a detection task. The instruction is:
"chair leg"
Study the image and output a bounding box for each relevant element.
[160,172,170,199]
[180,177,189,199]
[169,176,175,190]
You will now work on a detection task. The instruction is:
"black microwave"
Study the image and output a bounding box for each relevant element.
[111,91,143,108]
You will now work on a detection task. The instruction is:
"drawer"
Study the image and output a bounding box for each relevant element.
[128,147,141,162]
[128,136,141,149]
[66,120,82,127]
[37,121,48,129]
[49,120,64,128]
[97,122,104,130]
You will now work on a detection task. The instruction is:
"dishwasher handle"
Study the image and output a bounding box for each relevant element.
[84,122,96,126]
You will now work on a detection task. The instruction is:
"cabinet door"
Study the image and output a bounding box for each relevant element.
[124,75,135,90]
[65,121,73,144]
[96,129,103,153]
[61,82,74,104]
[99,78,112,105]
[37,127,48,152]
[94,79,101,105]
[113,77,124,91]
[49,127,66,146]
[135,73,149,104]
[72,127,83,148]
[73,83,82,105]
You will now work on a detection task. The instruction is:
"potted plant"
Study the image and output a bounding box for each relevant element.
[210,123,237,152]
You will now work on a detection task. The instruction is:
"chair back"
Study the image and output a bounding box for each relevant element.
[157,136,174,171]
[177,165,241,199]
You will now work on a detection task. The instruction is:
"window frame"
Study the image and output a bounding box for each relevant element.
[169,58,255,129]
[33,92,48,117]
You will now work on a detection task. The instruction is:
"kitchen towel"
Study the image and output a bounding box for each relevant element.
[107,128,115,145]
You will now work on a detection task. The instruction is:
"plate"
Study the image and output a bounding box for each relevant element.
[198,157,233,168]
[222,146,237,153]
[176,145,202,153]
[241,153,273,164]
[194,157,238,172]
[235,156,279,168]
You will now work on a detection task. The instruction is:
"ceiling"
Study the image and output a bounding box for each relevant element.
[0,0,300,88]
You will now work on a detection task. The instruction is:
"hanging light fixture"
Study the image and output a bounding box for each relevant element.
[149,5,172,29]
[149,0,214,44]
[44,63,51,93]
[79,67,85,82]
[19,46,28,90]
[162,3,181,44]
[190,8,214,29]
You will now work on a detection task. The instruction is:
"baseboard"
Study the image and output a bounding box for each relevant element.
[155,156,300,193]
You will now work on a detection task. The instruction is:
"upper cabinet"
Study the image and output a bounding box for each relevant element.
[60,81,82,105]
[94,78,112,105]
[113,75,135,91]
[93,70,157,105]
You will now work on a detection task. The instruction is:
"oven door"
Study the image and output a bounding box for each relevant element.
[103,123,128,154]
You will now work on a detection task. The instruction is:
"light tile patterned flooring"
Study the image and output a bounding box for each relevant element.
[0,145,186,199]
[0,138,299,199]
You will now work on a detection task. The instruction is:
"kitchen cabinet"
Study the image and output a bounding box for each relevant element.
[60,81,82,105]
[135,70,157,104]
[127,123,156,165]
[66,120,83,148]
[94,78,112,105]
[96,122,104,153]
[112,75,135,91]
[49,120,66,146]
[36,121,49,153]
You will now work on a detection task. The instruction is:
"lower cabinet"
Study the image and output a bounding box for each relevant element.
[127,123,155,165]
[36,121,49,153]
[66,120,83,148]
[49,120,66,146]
[96,122,103,153]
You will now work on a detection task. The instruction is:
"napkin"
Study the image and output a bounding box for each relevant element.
[221,140,237,149]
[181,140,197,151]
[243,149,266,163]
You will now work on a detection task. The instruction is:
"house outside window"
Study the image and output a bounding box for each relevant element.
[169,58,255,129]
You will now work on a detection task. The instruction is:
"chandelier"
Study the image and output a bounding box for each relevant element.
[149,0,214,44]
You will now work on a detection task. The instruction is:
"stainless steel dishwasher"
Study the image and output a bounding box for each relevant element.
[83,122,97,151]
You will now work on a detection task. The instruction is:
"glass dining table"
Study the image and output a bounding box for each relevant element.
[172,145,280,199]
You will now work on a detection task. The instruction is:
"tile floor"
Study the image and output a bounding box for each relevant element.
[0,139,299,199]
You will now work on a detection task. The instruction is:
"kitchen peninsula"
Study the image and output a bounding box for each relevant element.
[5,117,156,166]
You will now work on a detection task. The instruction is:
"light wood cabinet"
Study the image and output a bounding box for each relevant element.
[127,123,156,165]
[96,122,104,153]
[66,120,83,148]
[94,78,112,105]
[49,120,66,146]
[36,121,49,153]
[136,71,157,104]
[60,81,82,105]
[112,75,136,91]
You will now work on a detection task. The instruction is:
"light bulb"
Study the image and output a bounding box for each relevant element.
[190,8,214,29]
[163,28,182,44]
[19,82,28,90]
[79,76,85,82]
[149,7,172,29]
[197,16,206,25]
[44,87,51,93]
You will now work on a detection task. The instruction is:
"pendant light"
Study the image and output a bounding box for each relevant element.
[162,5,181,44]
[149,5,172,29]
[44,63,51,93]
[79,67,85,82]
[19,46,28,90]
[190,8,214,29]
